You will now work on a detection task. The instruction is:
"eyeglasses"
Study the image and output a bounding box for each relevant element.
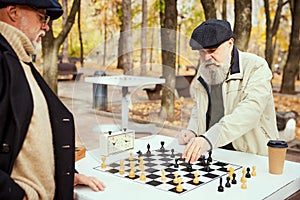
[31,7,50,26]
[21,6,50,26]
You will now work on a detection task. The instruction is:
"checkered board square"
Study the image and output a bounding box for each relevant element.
[93,148,242,195]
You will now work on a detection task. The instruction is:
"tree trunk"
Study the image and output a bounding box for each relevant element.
[78,0,83,67]
[264,0,286,69]
[233,0,252,51]
[140,0,148,75]
[42,0,80,93]
[280,0,300,94]
[62,0,69,63]
[160,0,177,121]
[103,6,107,67]
[117,0,133,75]
[200,0,217,19]
[222,0,227,20]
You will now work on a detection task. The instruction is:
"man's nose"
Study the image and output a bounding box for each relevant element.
[42,24,50,32]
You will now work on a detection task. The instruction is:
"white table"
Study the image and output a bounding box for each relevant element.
[85,75,165,133]
[75,135,300,200]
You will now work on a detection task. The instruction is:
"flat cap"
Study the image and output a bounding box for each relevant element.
[190,19,233,50]
[0,0,63,20]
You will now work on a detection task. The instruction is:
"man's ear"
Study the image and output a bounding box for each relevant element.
[6,5,18,22]
[228,38,234,45]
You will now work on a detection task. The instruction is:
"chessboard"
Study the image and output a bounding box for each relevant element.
[93,142,242,195]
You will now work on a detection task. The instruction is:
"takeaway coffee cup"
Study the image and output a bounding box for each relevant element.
[267,140,288,175]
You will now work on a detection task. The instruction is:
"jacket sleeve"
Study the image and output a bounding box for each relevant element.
[0,171,25,200]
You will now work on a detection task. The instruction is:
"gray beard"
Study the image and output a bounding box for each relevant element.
[199,61,231,86]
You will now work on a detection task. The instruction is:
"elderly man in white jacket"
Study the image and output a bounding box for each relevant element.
[179,19,279,163]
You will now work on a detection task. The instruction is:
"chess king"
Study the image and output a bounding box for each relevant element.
[179,19,279,162]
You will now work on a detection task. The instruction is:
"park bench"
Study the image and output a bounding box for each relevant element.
[58,62,83,80]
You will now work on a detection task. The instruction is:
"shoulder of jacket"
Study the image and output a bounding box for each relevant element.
[239,51,269,72]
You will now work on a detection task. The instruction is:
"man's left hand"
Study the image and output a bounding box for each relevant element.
[74,173,106,192]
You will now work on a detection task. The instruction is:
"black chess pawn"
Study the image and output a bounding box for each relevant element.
[218,177,224,192]
[207,151,213,163]
[231,173,237,184]
[146,143,151,156]
[160,141,165,152]
[245,167,251,178]
[187,162,193,172]
[225,176,231,188]
[170,149,175,158]
[174,158,179,168]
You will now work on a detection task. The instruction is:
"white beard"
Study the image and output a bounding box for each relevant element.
[199,55,232,86]
[32,30,45,53]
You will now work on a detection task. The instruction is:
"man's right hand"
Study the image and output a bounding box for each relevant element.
[176,130,196,145]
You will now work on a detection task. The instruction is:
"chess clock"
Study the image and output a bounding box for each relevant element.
[99,129,135,156]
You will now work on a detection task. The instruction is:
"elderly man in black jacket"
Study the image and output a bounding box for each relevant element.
[0,0,105,199]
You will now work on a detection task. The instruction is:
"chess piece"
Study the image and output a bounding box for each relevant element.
[160,141,165,152]
[129,169,135,178]
[198,155,206,166]
[227,167,234,180]
[161,169,167,181]
[139,165,146,181]
[241,178,247,189]
[128,161,136,178]
[139,157,144,167]
[101,156,106,169]
[170,149,175,158]
[119,159,125,175]
[173,172,179,184]
[251,166,257,176]
[217,177,224,192]
[225,176,231,188]
[207,150,213,162]
[205,160,211,172]
[129,151,134,161]
[176,178,183,193]
[136,150,143,157]
[193,172,199,184]
[146,143,151,156]
[240,168,246,182]
[174,158,179,168]
[245,167,251,178]
[231,173,237,184]
[187,162,193,172]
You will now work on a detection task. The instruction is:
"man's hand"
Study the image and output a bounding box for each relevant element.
[176,130,196,145]
[182,137,210,163]
[74,173,106,192]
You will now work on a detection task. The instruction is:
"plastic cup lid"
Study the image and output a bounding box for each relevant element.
[267,140,288,148]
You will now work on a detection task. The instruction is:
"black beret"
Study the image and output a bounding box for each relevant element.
[190,19,233,50]
[0,0,63,20]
